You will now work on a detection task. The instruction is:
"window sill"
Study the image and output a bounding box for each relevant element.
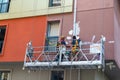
[48,5,62,8]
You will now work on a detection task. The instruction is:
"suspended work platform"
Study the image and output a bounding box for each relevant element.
[23,37,105,69]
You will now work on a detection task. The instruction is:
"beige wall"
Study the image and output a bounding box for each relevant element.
[0,63,108,80]
[0,0,73,20]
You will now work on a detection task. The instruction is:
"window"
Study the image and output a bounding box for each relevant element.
[49,0,61,7]
[0,70,11,80]
[45,21,60,51]
[0,0,10,13]
[51,71,64,80]
[0,26,6,54]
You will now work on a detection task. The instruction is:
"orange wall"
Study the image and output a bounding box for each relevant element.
[0,16,47,62]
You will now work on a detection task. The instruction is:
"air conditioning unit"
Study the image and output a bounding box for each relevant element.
[53,0,61,5]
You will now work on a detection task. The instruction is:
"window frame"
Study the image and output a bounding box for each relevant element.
[0,69,12,80]
[49,0,61,7]
[50,70,65,80]
[0,25,7,55]
[45,20,60,52]
[0,0,10,13]
[47,21,60,37]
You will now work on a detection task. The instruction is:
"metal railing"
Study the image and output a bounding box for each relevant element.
[24,37,105,69]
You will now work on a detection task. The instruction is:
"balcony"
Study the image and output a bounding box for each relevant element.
[23,37,105,70]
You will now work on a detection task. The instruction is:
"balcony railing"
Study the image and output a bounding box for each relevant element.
[24,37,105,70]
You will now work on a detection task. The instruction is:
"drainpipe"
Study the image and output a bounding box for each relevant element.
[73,0,81,80]
[78,69,80,80]
[73,0,77,36]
